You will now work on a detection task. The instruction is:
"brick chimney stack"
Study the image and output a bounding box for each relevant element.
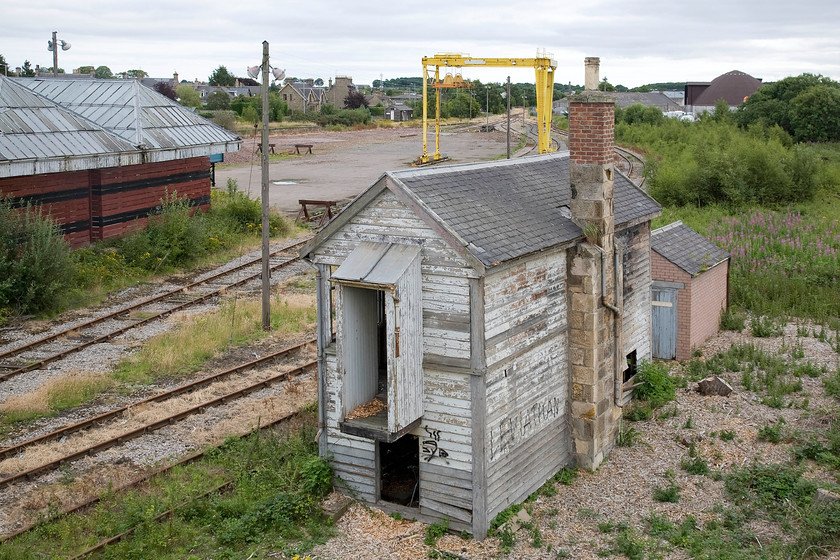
[568,56,615,251]
[566,57,621,470]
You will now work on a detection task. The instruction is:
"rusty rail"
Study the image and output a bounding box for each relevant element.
[0,361,316,491]
[0,338,315,460]
[0,409,301,543]
[0,240,308,384]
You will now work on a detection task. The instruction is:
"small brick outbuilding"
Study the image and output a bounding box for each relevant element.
[650,221,730,361]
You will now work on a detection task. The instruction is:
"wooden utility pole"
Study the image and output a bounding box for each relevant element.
[260,40,271,331]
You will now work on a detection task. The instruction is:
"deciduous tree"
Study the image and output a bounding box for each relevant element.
[206,89,231,110]
[343,89,368,109]
[95,65,113,79]
[153,82,177,100]
[176,85,201,109]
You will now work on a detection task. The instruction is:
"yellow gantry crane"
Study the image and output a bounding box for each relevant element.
[420,53,557,164]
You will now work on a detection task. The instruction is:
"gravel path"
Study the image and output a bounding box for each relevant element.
[310,318,840,560]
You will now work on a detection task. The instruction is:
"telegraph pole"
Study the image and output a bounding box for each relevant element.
[506,76,511,158]
[260,40,271,331]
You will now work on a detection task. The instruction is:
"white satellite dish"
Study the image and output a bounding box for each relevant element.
[246,65,260,80]
[272,68,285,82]
[61,41,71,51]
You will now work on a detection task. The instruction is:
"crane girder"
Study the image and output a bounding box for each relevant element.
[420,54,557,163]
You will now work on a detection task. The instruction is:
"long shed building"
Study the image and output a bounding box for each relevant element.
[0,76,241,246]
[301,58,661,537]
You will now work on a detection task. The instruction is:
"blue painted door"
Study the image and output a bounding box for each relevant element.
[652,288,678,359]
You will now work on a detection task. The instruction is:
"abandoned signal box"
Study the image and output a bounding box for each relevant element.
[301,57,661,538]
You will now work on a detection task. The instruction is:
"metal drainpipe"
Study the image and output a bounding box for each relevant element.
[314,266,327,455]
[598,244,624,408]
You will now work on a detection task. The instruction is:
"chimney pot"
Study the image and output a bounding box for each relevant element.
[584,57,600,91]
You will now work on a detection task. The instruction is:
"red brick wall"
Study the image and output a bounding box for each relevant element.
[0,170,92,248]
[568,102,615,165]
[651,251,692,360]
[689,260,729,351]
[0,156,211,247]
[92,157,211,241]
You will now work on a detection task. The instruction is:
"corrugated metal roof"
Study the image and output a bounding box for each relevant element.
[2,76,243,178]
[651,221,729,276]
[0,75,142,176]
[17,78,241,153]
[333,242,421,286]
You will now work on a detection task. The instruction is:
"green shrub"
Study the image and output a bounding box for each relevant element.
[720,308,746,331]
[633,360,676,409]
[653,482,681,503]
[750,315,783,337]
[0,199,74,315]
[424,517,449,546]
[758,418,786,443]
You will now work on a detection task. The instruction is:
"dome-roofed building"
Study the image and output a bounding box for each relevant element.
[685,70,762,113]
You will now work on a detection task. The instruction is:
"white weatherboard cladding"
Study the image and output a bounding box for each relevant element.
[313,188,477,517]
[482,251,571,518]
[618,225,653,364]
[412,367,474,524]
[324,352,377,501]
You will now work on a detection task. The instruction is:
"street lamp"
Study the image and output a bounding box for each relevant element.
[247,41,285,331]
[46,31,71,77]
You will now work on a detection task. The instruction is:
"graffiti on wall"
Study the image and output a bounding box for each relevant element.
[488,396,562,461]
[421,425,449,463]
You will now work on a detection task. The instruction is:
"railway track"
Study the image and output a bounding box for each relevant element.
[0,407,303,544]
[0,238,308,384]
[552,128,645,186]
[0,344,315,492]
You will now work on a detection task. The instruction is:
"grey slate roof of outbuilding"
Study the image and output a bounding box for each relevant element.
[14,78,240,154]
[651,220,729,276]
[0,75,142,177]
[389,152,661,267]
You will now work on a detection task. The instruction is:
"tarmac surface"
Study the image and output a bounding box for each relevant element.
[215,125,519,216]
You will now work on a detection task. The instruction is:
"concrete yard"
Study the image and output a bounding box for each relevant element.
[215,125,524,216]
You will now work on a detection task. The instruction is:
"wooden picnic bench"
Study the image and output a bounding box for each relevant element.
[296,199,337,229]
[294,144,314,155]
[256,143,276,154]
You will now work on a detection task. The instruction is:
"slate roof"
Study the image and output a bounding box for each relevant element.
[14,78,241,153]
[651,221,729,276]
[0,75,141,177]
[553,92,681,113]
[389,152,661,267]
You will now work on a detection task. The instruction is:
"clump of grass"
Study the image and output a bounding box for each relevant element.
[718,429,736,442]
[617,424,641,447]
[681,444,710,475]
[720,308,746,331]
[115,294,315,384]
[633,360,676,409]
[0,372,114,427]
[750,315,783,337]
[758,418,787,443]
[653,482,681,503]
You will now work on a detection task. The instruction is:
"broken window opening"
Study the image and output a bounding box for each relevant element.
[379,435,420,507]
[624,349,637,383]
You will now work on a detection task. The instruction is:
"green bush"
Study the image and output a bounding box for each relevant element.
[0,199,74,315]
[633,360,676,409]
[118,191,210,271]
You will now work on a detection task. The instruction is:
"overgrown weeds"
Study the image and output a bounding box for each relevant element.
[115,294,315,384]
[0,418,334,560]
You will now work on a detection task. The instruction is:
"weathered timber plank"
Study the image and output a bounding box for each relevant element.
[420,497,472,524]
[422,485,473,511]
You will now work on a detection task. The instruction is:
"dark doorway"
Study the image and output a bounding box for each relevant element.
[379,435,419,507]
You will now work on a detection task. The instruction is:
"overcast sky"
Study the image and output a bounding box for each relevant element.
[3,1,839,89]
